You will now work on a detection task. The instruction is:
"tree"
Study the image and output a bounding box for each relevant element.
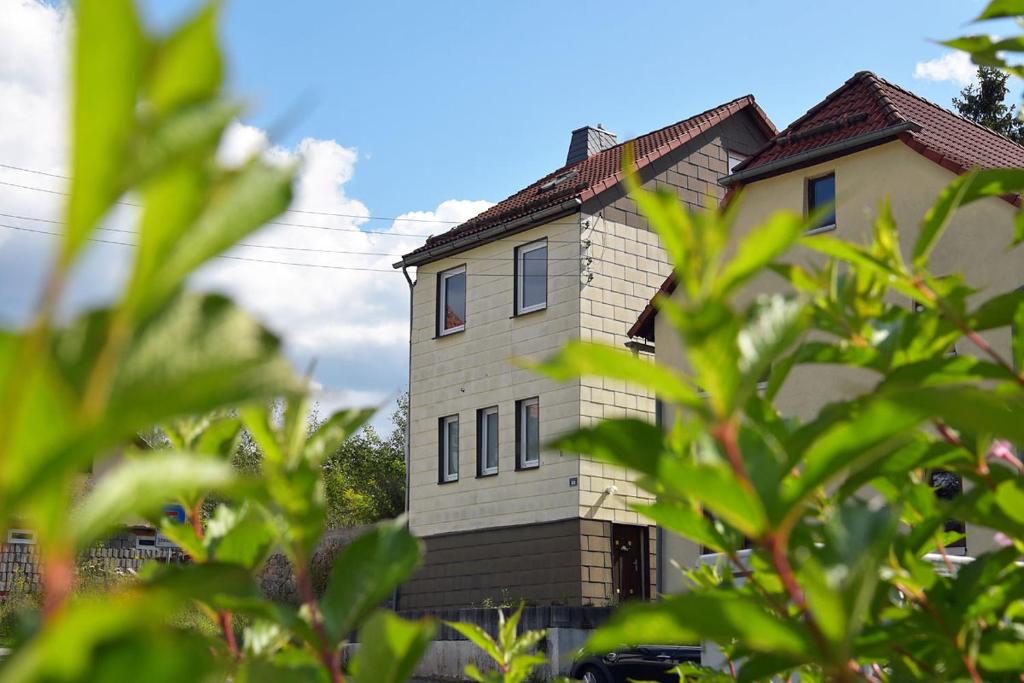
[952,66,1024,143]
[324,393,408,527]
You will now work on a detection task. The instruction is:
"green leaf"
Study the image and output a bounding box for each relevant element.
[716,212,805,296]
[551,419,664,477]
[136,160,295,316]
[634,500,731,554]
[350,611,436,683]
[73,292,297,442]
[147,2,223,113]
[63,0,146,262]
[587,592,816,660]
[205,502,274,568]
[321,519,422,641]
[976,0,1024,20]
[143,561,262,607]
[529,341,703,409]
[71,452,235,548]
[737,295,806,401]
[916,169,1024,266]
[447,621,502,663]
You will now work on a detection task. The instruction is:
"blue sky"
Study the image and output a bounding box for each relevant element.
[0,0,1018,424]
[150,0,1012,220]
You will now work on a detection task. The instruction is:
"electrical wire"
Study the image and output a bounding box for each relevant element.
[0,210,593,261]
[0,221,596,277]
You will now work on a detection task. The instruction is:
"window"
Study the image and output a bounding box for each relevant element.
[437,266,466,335]
[477,406,499,476]
[515,240,548,315]
[6,529,35,545]
[438,415,459,483]
[930,469,966,550]
[807,173,836,232]
[727,151,747,174]
[516,397,540,469]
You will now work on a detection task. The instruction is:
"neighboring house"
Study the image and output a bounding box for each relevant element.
[393,97,776,609]
[629,71,1024,593]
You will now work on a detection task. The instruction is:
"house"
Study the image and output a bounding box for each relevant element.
[628,71,1024,593]
[393,97,776,609]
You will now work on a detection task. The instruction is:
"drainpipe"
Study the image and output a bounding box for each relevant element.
[396,264,415,612]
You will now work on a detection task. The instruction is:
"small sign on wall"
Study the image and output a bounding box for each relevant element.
[568,477,578,487]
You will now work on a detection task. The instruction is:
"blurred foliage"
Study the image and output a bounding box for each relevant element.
[0,2,428,681]
[526,4,1024,678]
[2,0,1024,682]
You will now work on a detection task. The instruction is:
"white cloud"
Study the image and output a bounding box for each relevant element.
[914,51,977,87]
[0,0,493,415]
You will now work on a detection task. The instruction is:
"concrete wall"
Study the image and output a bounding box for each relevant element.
[577,110,768,525]
[657,140,1022,590]
[408,216,585,538]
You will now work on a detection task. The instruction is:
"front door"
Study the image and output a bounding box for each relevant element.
[611,524,648,601]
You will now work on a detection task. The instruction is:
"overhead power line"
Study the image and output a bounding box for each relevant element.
[0,162,461,223]
[0,222,596,277]
[0,210,593,261]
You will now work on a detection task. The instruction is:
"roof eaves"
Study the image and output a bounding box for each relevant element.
[721,121,920,186]
[393,197,582,268]
[897,132,1022,208]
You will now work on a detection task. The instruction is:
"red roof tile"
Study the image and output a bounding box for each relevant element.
[737,71,1024,177]
[398,95,776,265]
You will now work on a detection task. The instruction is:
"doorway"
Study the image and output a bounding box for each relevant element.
[611,524,648,601]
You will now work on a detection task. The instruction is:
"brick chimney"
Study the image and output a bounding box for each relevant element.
[565,124,617,165]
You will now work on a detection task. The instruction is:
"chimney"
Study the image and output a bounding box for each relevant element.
[565,124,617,165]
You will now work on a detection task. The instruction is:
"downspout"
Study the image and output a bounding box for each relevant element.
[396,264,415,612]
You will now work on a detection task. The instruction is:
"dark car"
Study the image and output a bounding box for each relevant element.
[570,645,703,683]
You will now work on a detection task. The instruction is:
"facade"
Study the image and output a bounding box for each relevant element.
[628,72,1024,592]
[395,97,776,609]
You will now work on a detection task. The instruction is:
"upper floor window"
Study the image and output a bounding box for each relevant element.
[437,266,466,336]
[807,173,836,232]
[727,151,747,174]
[439,415,459,483]
[515,240,547,315]
[477,406,499,477]
[516,397,540,469]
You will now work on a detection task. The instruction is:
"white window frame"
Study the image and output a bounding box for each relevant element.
[441,415,459,483]
[478,406,499,476]
[518,397,540,469]
[515,241,548,315]
[438,266,467,336]
[6,529,36,545]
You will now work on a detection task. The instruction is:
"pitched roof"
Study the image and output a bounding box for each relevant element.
[731,70,1024,180]
[397,95,776,267]
[631,71,1024,341]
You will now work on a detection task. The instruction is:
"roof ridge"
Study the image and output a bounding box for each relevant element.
[418,95,764,248]
[868,70,1024,153]
[572,94,757,170]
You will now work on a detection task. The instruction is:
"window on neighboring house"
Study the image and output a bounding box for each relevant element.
[6,529,35,545]
[727,151,747,174]
[477,406,499,476]
[516,397,540,469]
[515,240,548,315]
[930,469,966,550]
[807,173,836,232]
[438,415,459,483]
[437,266,467,336]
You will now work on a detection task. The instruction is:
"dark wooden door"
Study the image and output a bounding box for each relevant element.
[611,524,648,601]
